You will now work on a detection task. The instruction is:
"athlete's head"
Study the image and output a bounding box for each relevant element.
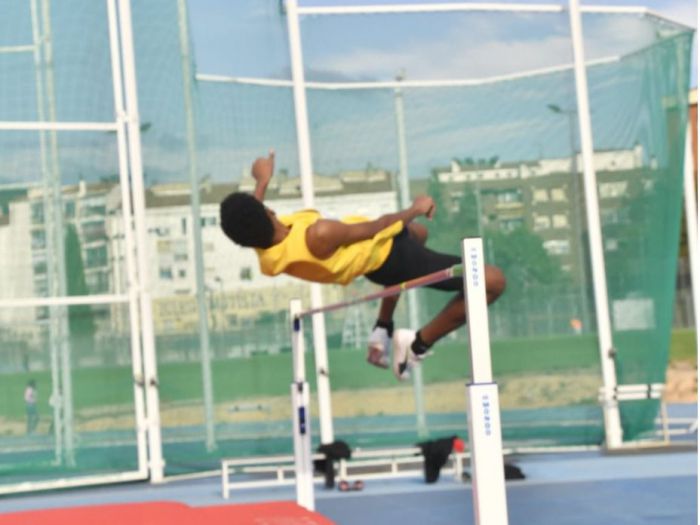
[219,192,275,248]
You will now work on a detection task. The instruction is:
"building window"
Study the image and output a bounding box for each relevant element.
[605,238,619,251]
[85,246,108,267]
[159,267,173,280]
[150,227,171,237]
[200,217,217,227]
[533,215,550,231]
[543,239,571,255]
[82,204,106,217]
[36,306,49,320]
[86,271,110,293]
[64,201,76,219]
[33,260,47,275]
[532,189,549,203]
[552,214,569,229]
[31,229,46,250]
[550,188,567,202]
[31,203,44,225]
[82,220,106,242]
[181,217,187,235]
[500,218,524,232]
[599,181,628,199]
[496,189,522,205]
[157,240,171,253]
[601,209,620,225]
[240,267,252,281]
[178,269,187,279]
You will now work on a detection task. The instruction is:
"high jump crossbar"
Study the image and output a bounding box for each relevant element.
[295,264,462,319]
[289,238,509,523]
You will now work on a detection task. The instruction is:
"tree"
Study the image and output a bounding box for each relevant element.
[426,177,567,298]
[64,225,96,353]
[485,227,567,300]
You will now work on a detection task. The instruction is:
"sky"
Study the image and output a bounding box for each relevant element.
[188,0,697,87]
[1,0,694,187]
[182,0,697,183]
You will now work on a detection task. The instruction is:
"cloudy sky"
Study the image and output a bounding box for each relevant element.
[184,0,696,182]
[189,0,697,86]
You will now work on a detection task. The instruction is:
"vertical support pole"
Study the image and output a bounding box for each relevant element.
[683,121,698,330]
[290,299,315,511]
[28,0,63,465]
[394,72,428,438]
[568,0,623,448]
[176,0,216,452]
[285,0,334,444]
[462,238,508,525]
[42,0,75,467]
[117,0,165,482]
[106,0,149,476]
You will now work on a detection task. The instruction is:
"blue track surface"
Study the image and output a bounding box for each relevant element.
[0,403,696,524]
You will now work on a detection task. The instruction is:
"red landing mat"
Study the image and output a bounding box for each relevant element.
[0,501,335,525]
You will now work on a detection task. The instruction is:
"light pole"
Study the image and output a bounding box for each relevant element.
[394,70,428,438]
[547,103,590,333]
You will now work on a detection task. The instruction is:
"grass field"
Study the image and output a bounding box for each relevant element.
[1,329,694,422]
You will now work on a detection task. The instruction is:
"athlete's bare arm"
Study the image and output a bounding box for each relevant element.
[252,150,275,202]
[306,195,435,259]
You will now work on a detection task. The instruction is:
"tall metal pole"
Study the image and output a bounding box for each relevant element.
[285,0,334,444]
[393,72,427,438]
[566,110,591,332]
[106,0,149,475]
[683,121,698,329]
[40,0,75,466]
[28,0,63,464]
[568,0,622,448]
[117,0,165,481]
[177,0,216,452]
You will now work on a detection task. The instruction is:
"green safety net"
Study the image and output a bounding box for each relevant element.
[0,0,694,488]
[0,0,139,487]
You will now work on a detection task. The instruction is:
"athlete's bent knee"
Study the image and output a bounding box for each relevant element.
[485,265,506,299]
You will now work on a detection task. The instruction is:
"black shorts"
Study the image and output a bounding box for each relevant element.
[365,228,462,292]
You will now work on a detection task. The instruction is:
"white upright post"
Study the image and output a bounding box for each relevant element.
[462,238,508,525]
[177,0,216,452]
[290,300,315,511]
[683,121,698,329]
[106,0,149,476]
[568,0,623,448]
[285,0,334,445]
[394,72,428,438]
[28,0,63,465]
[37,0,75,467]
[117,0,165,482]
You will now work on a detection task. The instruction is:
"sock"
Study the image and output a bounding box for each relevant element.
[411,331,431,356]
[374,319,394,337]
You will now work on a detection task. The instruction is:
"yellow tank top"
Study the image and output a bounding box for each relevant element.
[255,209,403,285]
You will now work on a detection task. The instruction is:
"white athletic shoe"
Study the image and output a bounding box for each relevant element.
[392,329,427,381]
[367,327,391,369]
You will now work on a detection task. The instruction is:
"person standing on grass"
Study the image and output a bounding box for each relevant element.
[219,151,506,380]
[24,379,38,435]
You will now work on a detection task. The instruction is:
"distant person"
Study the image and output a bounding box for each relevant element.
[219,152,506,380]
[570,318,583,335]
[24,379,38,434]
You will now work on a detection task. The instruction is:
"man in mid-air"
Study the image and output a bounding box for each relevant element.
[220,151,506,380]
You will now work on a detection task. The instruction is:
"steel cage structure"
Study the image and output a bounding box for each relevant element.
[0,0,694,496]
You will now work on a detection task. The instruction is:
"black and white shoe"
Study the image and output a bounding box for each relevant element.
[392,329,429,381]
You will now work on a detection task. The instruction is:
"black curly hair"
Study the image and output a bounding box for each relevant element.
[219,192,275,248]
